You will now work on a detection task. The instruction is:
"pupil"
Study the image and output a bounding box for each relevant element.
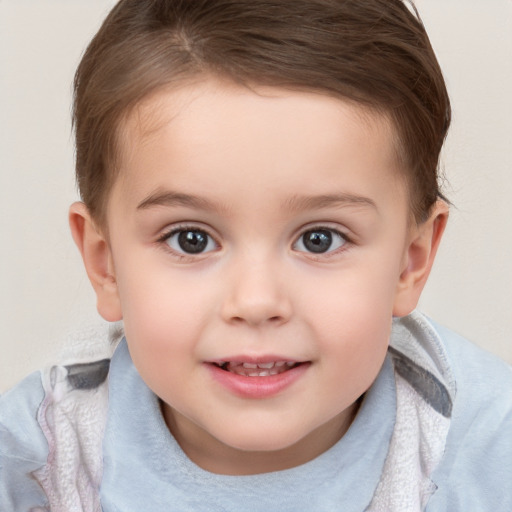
[178,230,208,253]
[303,230,332,253]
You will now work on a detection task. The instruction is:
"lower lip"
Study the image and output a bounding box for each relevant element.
[206,363,310,399]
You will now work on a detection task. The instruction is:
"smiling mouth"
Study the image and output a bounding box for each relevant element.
[213,361,302,377]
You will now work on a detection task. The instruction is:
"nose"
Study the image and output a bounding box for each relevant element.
[220,256,292,327]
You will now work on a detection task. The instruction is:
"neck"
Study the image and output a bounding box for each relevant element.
[162,399,361,476]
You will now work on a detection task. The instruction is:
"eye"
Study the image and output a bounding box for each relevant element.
[164,228,217,255]
[294,228,347,254]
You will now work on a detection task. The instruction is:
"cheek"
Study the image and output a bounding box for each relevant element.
[315,300,391,407]
[300,258,399,386]
[303,255,400,333]
[319,298,391,377]
[114,260,217,367]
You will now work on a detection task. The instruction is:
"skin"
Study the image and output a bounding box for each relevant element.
[70,79,447,476]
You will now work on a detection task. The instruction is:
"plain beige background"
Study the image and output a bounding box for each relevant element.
[1,0,511,392]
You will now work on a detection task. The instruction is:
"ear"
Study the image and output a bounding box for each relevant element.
[69,202,123,322]
[393,201,449,317]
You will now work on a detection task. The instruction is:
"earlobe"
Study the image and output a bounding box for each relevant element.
[393,201,449,317]
[69,202,123,322]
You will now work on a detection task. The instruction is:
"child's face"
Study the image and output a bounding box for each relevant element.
[82,79,438,475]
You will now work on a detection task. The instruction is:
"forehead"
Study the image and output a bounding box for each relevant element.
[112,79,406,214]
[125,80,394,138]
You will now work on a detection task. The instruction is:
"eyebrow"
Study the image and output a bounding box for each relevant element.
[283,193,378,213]
[137,189,378,214]
[137,190,220,212]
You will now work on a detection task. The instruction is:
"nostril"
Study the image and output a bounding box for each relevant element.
[230,315,283,325]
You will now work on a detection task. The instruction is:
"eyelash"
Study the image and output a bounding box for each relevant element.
[156,224,352,260]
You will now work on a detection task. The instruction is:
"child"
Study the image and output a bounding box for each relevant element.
[1,0,511,510]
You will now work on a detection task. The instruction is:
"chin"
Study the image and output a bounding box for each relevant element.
[217,425,309,454]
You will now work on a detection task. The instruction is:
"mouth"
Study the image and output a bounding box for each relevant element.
[211,360,304,377]
[207,358,310,398]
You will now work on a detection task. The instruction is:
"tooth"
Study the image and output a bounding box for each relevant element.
[243,363,258,369]
[257,362,275,369]
[248,372,260,377]
[286,362,295,367]
[259,371,270,377]
[275,362,286,367]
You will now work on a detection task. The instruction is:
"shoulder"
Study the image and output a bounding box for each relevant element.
[431,318,512,397]
[0,371,50,509]
[393,311,512,416]
[0,370,48,462]
[428,317,512,436]
[1,355,113,510]
[422,316,512,511]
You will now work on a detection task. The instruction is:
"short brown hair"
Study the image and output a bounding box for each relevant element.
[73,0,451,225]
